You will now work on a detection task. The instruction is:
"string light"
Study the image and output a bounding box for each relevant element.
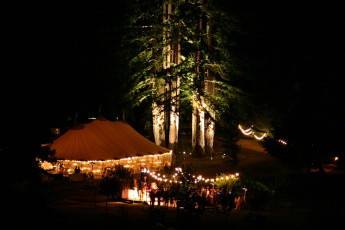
[144,167,239,185]
[39,151,173,175]
[254,133,266,140]
[238,125,253,135]
[278,139,287,145]
[238,124,267,141]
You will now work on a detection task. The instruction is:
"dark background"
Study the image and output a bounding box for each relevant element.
[2,0,344,137]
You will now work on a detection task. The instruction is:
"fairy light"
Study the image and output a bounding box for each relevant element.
[278,139,287,145]
[238,125,253,135]
[143,166,240,188]
[254,133,266,140]
[40,151,173,176]
[238,124,267,141]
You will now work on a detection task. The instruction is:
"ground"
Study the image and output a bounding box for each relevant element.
[6,138,344,230]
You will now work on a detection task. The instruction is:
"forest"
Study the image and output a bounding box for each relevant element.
[2,0,344,179]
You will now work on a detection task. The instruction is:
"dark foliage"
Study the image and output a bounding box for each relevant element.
[99,165,134,201]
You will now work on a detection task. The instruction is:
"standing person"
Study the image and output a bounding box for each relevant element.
[206,194,211,206]
[210,188,215,205]
[221,189,228,213]
[138,181,143,201]
[150,189,155,207]
[228,190,236,212]
[237,195,244,210]
[157,189,161,206]
[235,195,242,209]
[163,189,169,206]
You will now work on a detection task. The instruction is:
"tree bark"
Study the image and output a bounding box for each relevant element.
[152,29,166,146]
[205,17,215,156]
[162,1,171,148]
[153,2,180,150]
[152,85,166,146]
[192,98,205,157]
[168,19,181,151]
[192,12,205,157]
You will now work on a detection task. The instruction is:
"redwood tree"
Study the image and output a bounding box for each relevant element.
[127,0,239,156]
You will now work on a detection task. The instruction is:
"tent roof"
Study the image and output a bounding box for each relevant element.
[50,118,170,161]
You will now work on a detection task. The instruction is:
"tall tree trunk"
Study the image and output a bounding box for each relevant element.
[162,2,171,148]
[205,110,215,155]
[152,32,166,146]
[152,102,165,146]
[169,20,181,151]
[192,97,205,157]
[192,13,205,157]
[205,17,215,156]
[152,2,180,150]
[152,85,166,146]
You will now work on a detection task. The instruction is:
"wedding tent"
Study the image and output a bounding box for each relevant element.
[41,118,172,176]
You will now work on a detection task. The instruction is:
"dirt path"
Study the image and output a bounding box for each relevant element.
[182,138,282,178]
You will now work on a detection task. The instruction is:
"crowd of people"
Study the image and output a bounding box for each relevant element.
[141,182,246,213]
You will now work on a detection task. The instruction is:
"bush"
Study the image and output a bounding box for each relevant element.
[242,178,275,211]
[99,176,122,201]
[99,165,134,201]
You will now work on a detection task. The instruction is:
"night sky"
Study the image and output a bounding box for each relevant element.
[2,0,344,133]
[3,1,129,126]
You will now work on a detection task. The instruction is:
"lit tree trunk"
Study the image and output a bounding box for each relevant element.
[152,85,166,146]
[152,31,166,146]
[205,17,215,156]
[153,2,181,149]
[163,2,171,148]
[192,13,205,157]
[192,97,205,157]
[169,20,181,151]
[205,98,215,155]
[169,88,178,150]
[152,102,165,146]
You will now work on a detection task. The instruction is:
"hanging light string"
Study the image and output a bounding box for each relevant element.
[141,167,239,185]
[238,124,267,141]
[239,124,290,145]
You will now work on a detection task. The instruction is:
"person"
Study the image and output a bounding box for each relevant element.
[149,189,156,207]
[199,193,207,211]
[221,189,228,213]
[157,189,162,206]
[235,195,243,209]
[210,188,215,205]
[162,189,169,206]
[74,166,80,174]
[228,190,236,212]
[206,194,211,205]
[138,182,143,201]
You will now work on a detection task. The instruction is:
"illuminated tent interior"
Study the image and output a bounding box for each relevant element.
[41,118,172,176]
